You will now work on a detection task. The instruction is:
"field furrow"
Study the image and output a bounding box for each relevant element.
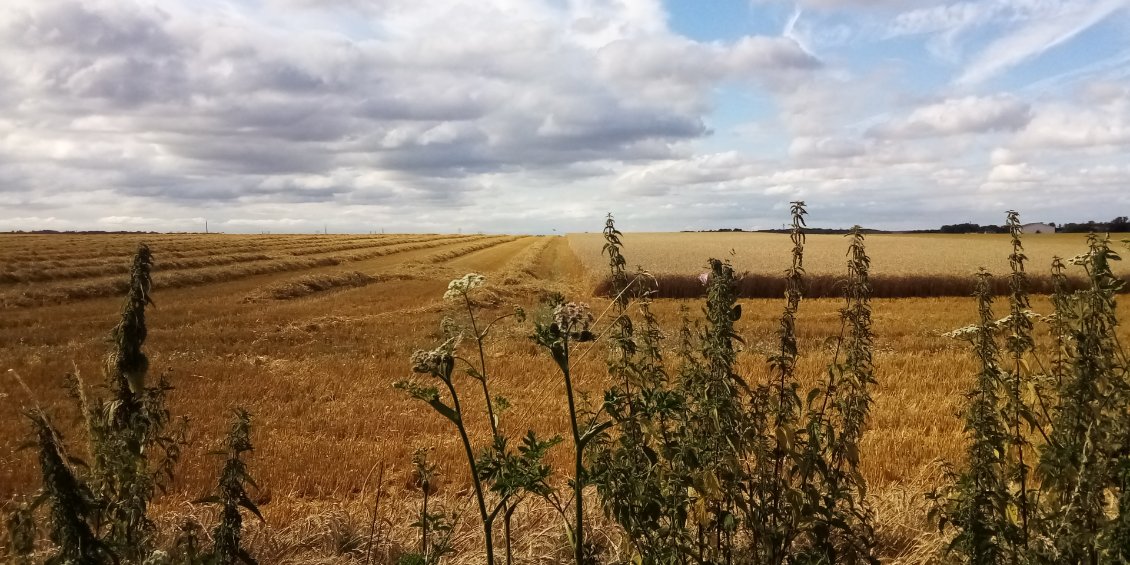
[0,234,488,307]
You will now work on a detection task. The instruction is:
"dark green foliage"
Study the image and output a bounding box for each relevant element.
[25,409,112,565]
[69,243,186,561]
[1036,234,1127,563]
[587,206,879,564]
[12,244,259,565]
[205,409,262,565]
[795,226,879,563]
[930,271,1011,564]
[107,243,153,404]
[935,215,1130,564]
[590,215,699,564]
[1002,211,1035,552]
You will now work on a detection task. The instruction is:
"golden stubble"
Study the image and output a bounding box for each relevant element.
[3,232,1127,563]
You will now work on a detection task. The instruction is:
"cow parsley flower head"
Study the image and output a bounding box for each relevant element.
[554,302,594,332]
[444,273,485,300]
[943,325,981,341]
[410,339,456,374]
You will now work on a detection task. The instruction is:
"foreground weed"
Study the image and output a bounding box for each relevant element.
[398,449,455,565]
[9,244,259,565]
[200,409,263,565]
[398,274,559,565]
[930,270,1011,563]
[24,408,113,564]
[588,206,878,564]
[934,215,1130,564]
[532,298,604,565]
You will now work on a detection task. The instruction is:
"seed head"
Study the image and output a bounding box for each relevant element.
[554,302,594,333]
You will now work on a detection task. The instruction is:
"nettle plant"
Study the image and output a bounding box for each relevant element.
[406,203,881,564]
[931,212,1130,564]
[7,244,262,565]
[590,205,878,564]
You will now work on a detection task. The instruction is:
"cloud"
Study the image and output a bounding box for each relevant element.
[788,136,868,159]
[870,95,1032,138]
[0,0,1128,233]
[1015,104,1130,149]
[0,0,828,232]
[956,0,1129,85]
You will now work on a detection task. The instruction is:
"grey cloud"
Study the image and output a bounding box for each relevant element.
[63,56,189,107]
[869,95,1032,138]
[3,1,180,55]
[1,0,745,216]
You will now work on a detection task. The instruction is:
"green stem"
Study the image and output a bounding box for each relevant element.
[464,294,499,437]
[561,335,585,565]
[443,379,494,565]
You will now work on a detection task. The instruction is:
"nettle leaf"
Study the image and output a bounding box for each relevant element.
[238,493,265,521]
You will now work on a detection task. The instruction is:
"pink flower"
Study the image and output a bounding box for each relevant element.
[698,272,710,285]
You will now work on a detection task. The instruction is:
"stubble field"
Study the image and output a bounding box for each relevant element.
[2,230,1128,562]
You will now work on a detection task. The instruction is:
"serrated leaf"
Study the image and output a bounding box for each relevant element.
[239,493,265,521]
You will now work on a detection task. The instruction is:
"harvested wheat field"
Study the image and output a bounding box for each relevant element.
[2,230,1129,563]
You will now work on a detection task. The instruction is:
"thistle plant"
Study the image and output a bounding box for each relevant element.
[795,226,878,563]
[9,244,265,565]
[758,201,809,563]
[590,206,879,564]
[591,215,698,563]
[933,218,1130,564]
[67,243,187,560]
[691,257,746,563]
[1003,211,1036,549]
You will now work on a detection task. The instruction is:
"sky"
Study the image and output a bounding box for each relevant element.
[2,0,1130,234]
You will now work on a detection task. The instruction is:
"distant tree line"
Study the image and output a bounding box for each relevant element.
[1057,216,1129,233]
[938,216,1129,234]
[938,223,1010,234]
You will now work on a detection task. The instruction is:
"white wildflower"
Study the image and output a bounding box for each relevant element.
[444,273,485,300]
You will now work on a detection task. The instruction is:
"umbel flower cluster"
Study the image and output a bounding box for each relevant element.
[553,302,593,333]
[444,273,485,301]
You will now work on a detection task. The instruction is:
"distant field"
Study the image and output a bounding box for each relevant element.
[568,231,1130,299]
[567,231,1130,277]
